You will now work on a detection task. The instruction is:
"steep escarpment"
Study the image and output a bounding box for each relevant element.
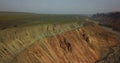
[0,22,84,63]
[1,23,119,63]
[91,12,120,31]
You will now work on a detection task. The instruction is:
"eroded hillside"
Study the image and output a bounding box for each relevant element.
[0,22,119,63]
[0,12,120,63]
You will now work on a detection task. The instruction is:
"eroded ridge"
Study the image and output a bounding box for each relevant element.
[4,23,119,63]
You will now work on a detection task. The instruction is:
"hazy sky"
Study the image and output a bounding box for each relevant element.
[0,0,120,14]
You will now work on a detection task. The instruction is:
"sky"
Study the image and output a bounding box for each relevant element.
[0,0,120,14]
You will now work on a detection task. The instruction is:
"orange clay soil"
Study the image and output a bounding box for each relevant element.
[9,23,120,63]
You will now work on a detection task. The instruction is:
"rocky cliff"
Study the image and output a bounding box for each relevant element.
[0,22,120,63]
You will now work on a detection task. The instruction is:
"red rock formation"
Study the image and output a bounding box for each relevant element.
[9,24,120,63]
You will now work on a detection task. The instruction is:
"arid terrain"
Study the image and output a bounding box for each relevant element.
[91,12,120,31]
[0,12,120,63]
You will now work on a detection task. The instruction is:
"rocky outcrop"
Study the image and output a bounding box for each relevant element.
[0,22,119,63]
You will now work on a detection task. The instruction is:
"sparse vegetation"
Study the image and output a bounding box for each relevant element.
[0,12,90,63]
[0,12,88,30]
[0,12,119,63]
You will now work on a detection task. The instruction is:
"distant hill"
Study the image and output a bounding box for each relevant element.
[91,12,120,31]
